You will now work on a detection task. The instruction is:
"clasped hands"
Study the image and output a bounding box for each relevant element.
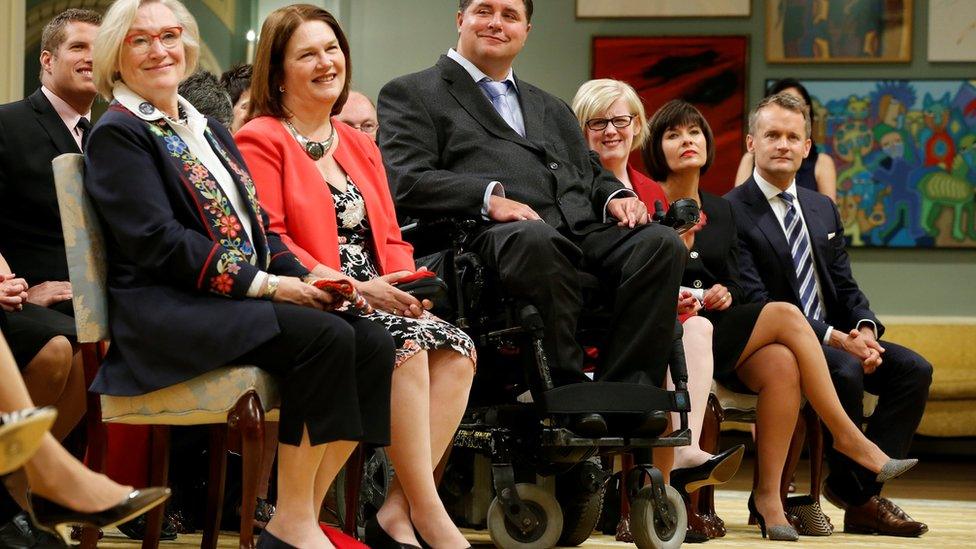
[836,326,886,373]
[677,284,732,316]
[0,274,72,311]
[278,268,433,318]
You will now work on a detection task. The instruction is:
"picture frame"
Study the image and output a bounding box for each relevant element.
[576,0,750,19]
[766,0,913,63]
[927,0,976,62]
[592,36,749,196]
[779,79,976,248]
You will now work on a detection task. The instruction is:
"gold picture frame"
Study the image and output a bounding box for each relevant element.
[766,0,912,63]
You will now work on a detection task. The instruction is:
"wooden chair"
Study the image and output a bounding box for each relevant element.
[52,153,277,549]
[691,382,824,539]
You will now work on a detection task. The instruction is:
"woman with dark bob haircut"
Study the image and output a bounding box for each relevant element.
[237,4,475,548]
[734,78,837,201]
[644,100,915,541]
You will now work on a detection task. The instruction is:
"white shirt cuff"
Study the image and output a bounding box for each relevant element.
[482,181,505,219]
[603,188,638,223]
[856,319,878,339]
[247,271,268,298]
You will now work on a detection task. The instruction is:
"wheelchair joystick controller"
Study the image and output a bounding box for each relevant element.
[653,198,701,235]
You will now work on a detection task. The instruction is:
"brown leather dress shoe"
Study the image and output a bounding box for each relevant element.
[844,496,928,537]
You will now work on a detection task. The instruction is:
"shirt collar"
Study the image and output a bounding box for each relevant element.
[753,167,797,203]
[112,82,208,136]
[447,48,518,92]
[40,85,90,130]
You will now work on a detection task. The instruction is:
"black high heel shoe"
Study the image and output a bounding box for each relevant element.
[747,493,798,541]
[364,516,422,549]
[28,487,171,545]
[257,528,298,549]
[670,444,745,497]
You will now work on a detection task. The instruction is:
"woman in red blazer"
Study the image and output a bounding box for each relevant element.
[236,6,475,549]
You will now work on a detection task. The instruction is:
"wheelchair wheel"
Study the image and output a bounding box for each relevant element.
[629,485,686,549]
[487,483,563,549]
[334,447,394,536]
[555,458,606,546]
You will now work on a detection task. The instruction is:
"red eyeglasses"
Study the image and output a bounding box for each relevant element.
[124,26,183,54]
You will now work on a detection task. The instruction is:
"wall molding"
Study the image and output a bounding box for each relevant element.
[1,0,25,103]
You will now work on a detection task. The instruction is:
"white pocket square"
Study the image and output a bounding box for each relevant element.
[827,232,836,239]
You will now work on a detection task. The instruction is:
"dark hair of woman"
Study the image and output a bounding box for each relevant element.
[642,99,715,182]
[248,3,351,120]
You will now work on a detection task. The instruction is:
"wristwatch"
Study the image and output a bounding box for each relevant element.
[263,274,280,299]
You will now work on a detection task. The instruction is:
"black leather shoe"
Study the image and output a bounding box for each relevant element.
[570,413,608,437]
[671,444,745,496]
[116,512,179,541]
[0,512,63,549]
[258,528,298,548]
[364,516,421,549]
[28,487,170,544]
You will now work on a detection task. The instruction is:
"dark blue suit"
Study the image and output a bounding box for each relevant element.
[725,177,932,504]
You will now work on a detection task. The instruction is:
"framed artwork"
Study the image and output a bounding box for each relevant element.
[766,0,912,63]
[786,79,976,248]
[576,0,750,18]
[591,36,748,196]
[928,0,976,62]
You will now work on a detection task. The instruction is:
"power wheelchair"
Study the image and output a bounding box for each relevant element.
[344,200,701,549]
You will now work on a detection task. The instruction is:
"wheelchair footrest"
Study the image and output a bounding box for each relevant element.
[539,382,679,414]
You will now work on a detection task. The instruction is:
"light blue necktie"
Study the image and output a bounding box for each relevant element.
[779,192,823,321]
[479,79,524,137]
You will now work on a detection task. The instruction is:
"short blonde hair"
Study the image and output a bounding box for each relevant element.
[93,0,200,101]
[571,78,649,151]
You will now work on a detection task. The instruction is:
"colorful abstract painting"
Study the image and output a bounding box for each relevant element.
[592,36,748,195]
[795,80,976,248]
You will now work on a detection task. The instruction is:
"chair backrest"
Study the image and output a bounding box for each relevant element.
[52,153,109,343]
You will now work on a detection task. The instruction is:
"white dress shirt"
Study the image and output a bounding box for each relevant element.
[41,86,90,151]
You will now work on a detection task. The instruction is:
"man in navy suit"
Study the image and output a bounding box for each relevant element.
[377,0,685,421]
[725,93,931,537]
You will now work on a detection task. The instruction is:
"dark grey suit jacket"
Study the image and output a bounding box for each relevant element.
[0,88,81,284]
[377,55,624,237]
[724,177,883,341]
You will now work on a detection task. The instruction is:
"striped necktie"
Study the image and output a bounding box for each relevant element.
[779,192,823,320]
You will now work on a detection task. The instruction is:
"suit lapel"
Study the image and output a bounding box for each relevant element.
[516,78,546,149]
[438,56,540,152]
[796,190,833,296]
[28,89,81,154]
[743,179,802,300]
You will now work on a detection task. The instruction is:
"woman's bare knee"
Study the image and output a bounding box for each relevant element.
[683,316,713,343]
[22,336,75,401]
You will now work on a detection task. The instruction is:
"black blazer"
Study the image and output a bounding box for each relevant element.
[0,88,81,284]
[377,55,624,237]
[682,192,745,306]
[85,104,308,396]
[724,177,882,341]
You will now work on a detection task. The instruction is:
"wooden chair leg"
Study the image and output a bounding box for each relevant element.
[141,425,169,549]
[78,343,106,549]
[615,453,633,542]
[804,404,824,499]
[698,394,724,537]
[235,392,264,549]
[782,410,807,503]
[203,424,228,549]
[343,444,366,536]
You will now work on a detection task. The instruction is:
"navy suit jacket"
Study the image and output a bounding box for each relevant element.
[85,104,308,396]
[724,177,883,341]
[377,55,624,237]
[0,88,80,284]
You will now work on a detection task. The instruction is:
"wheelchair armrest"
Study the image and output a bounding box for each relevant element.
[400,216,485,256]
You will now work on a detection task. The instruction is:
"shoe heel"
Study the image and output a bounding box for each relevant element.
[53,523,73,546]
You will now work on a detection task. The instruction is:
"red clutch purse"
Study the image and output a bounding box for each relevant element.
[311,279,373,315]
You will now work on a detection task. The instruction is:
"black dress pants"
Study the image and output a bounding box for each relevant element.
[233,302,395,447]
[821,341,932,505]
[468,220,684,388]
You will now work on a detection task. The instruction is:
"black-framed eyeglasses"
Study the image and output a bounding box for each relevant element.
[585,115,636,131]
[352,121,378,134]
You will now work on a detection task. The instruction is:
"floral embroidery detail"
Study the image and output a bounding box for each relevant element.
[146,120,261,296]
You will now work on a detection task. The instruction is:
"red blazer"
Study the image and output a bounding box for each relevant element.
[236,117,415,275]
[628,164,667,213]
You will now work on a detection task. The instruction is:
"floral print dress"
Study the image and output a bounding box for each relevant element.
[331,177,476,369]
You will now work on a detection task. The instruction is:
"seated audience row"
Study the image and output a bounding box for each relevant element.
[0,0,933,545]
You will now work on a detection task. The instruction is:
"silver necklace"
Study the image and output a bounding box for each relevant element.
[284,120,335,161]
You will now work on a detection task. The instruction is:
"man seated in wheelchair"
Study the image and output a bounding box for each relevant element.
[377,0,696,437]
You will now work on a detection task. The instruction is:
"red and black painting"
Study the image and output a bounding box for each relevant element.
[592,36,748,195]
